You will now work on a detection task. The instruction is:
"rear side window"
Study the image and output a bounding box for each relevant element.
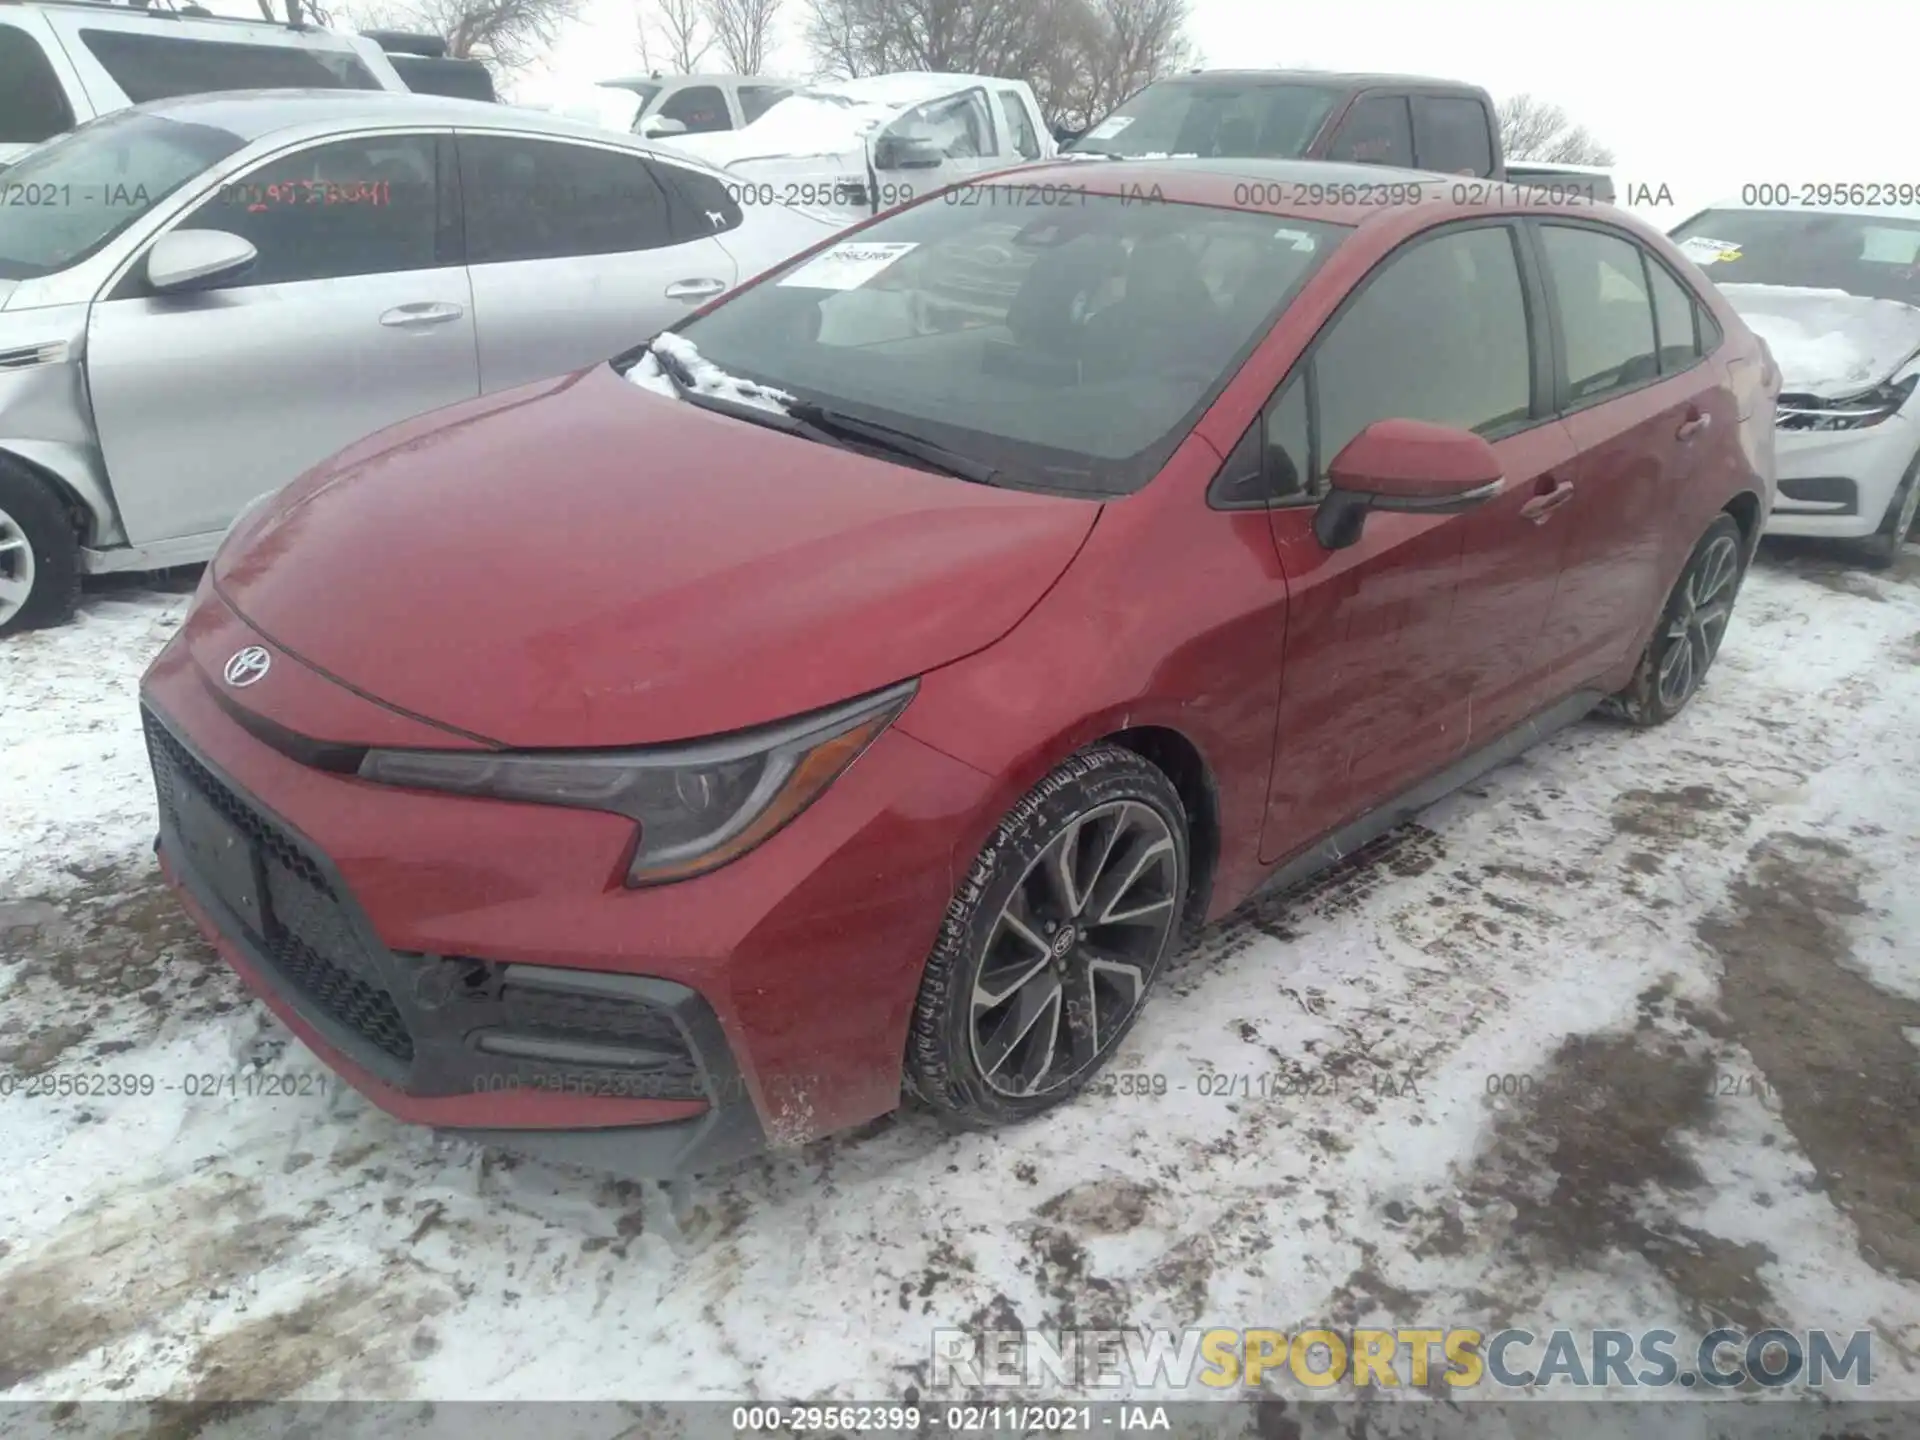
[1325,94,1413,168]
[1645,256,1703,372]
[657,84,729,133]
[460,134,676,263]
[653,159,743,239]
[738,84,788,124]
[998,91,1041,160]
[0,23,73,145]
[1539,224,1659,403]
[79,30,379,103]
[179,133,441,287]
[1413,95,1492,177]
[1312,225,1532,476]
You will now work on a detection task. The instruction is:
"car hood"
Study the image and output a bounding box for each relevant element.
[1717,283,1920,397]
[213,363,1099,749]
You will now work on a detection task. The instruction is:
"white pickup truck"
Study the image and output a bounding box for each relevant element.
[662,72,1057,220]
[0,0,409,164]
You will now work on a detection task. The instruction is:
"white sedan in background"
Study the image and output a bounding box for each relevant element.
[1671,201,1920,567]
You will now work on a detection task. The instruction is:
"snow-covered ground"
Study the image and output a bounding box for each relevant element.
[0,545,1917,1417]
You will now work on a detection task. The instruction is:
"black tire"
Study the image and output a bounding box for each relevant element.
[0,458,81,639]
[1604,513,1746,728]
[905,743,1189,1128]
[1861,450,1920,571]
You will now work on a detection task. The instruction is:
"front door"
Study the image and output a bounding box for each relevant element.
[455,131,739,393]
[1260,222,1555,862]
[86,130,478,546]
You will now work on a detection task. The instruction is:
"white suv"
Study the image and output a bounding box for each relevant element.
[0,0,408,163]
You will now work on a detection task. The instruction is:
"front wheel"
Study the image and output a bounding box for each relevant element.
[905,744,1188,1128]
[1862,451,1920,570]
[1605,513,1745,727]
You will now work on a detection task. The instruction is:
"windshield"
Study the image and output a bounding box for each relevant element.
[1067,79,1343,160]
[1670,208,1920,306]
[0,109,245,281]
[660,188,1348,495]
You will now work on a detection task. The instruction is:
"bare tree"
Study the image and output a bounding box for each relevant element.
[651,0,713,70]
[702,0,781,73]
[798,0,1188,128]
[356,0,583,71]
[254,0,333,26]
[1496,93,1615,166]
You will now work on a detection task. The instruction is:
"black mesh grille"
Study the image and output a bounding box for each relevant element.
[144,708,415,1064]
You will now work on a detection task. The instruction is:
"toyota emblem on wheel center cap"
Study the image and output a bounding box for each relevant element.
[223,645,271,688]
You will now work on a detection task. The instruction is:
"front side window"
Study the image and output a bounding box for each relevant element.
[0,109,245,280]
[179,133,439,287]
[460,134,674,263]
[888,91,993,161]
[1669,207,1920,306]
[1325,94,1414,168]
[998,91,1041,161]
[0,23,73,145]
[1067,79,1342,160]
[666,195,1349,495]
[657,84,730,133]
[1312,225,1532,476]
[1538,224,1659,403]
[79,29,378,104]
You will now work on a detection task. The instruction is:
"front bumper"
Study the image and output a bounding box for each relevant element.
[1765,409,1918,539]
[140,595,993,1175]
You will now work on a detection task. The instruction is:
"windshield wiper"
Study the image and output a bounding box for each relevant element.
[785,402,999,485]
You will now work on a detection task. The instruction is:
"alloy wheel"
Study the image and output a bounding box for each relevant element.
[1656,532,1739,710]
[0,506,36,629]
[968,800,1180,1098]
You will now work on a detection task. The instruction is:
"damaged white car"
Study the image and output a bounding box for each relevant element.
[659,72,1054,220]
[1671,202,1920,566]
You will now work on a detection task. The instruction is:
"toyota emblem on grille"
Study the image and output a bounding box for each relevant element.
[223,645,271,688]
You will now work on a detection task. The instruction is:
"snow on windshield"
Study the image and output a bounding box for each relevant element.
[1719,282,1920,395]
[627,332,796,415]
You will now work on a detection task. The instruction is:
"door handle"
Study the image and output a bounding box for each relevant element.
[1519,478,1575,525]
[379,301,464,329]
[665,277,728,301]
[1676,410,1712,440]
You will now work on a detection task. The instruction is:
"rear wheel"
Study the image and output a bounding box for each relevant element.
[0,460,80,638]
[905,744,1188,1128]
[1862,451,1920,570]
[1605,513,1745,727]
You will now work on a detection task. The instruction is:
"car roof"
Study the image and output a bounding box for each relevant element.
[1161,68,1488,92]
[1011,156,1635,229]
[124,87,706,153]
[600,73,790,86]
[803,71,1026,105]
[1689,198,1920,223]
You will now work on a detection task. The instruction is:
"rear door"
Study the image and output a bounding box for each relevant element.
[1256,223,1551,861]
[1526,221,1729,696]
[86,129,478,546]
[456,131,738,391]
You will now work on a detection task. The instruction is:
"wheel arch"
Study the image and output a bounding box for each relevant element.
[0,441,118,549]
[1722,487,1765,565]
[1097,724,1220,941]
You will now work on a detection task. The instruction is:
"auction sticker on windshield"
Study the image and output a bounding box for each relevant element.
[779,242,919,290]
[1678,235,1743,265]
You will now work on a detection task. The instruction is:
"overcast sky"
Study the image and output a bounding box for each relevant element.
[241,0,1917,227]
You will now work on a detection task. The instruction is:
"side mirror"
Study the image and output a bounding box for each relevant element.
[146,229,257,294]
[1312,418,1504,550]
[640,115,688,137]
[873,133,944,170]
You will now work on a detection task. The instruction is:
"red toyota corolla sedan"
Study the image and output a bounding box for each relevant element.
[141,160,1777,1176]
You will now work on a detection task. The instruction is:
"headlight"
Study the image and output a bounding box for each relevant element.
[1777,374,1918,431]
[357,680,916,886]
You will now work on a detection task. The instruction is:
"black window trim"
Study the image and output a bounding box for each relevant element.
[104,124,452,301]
[1527,215,1701,416]
[1209,217,1550,512]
